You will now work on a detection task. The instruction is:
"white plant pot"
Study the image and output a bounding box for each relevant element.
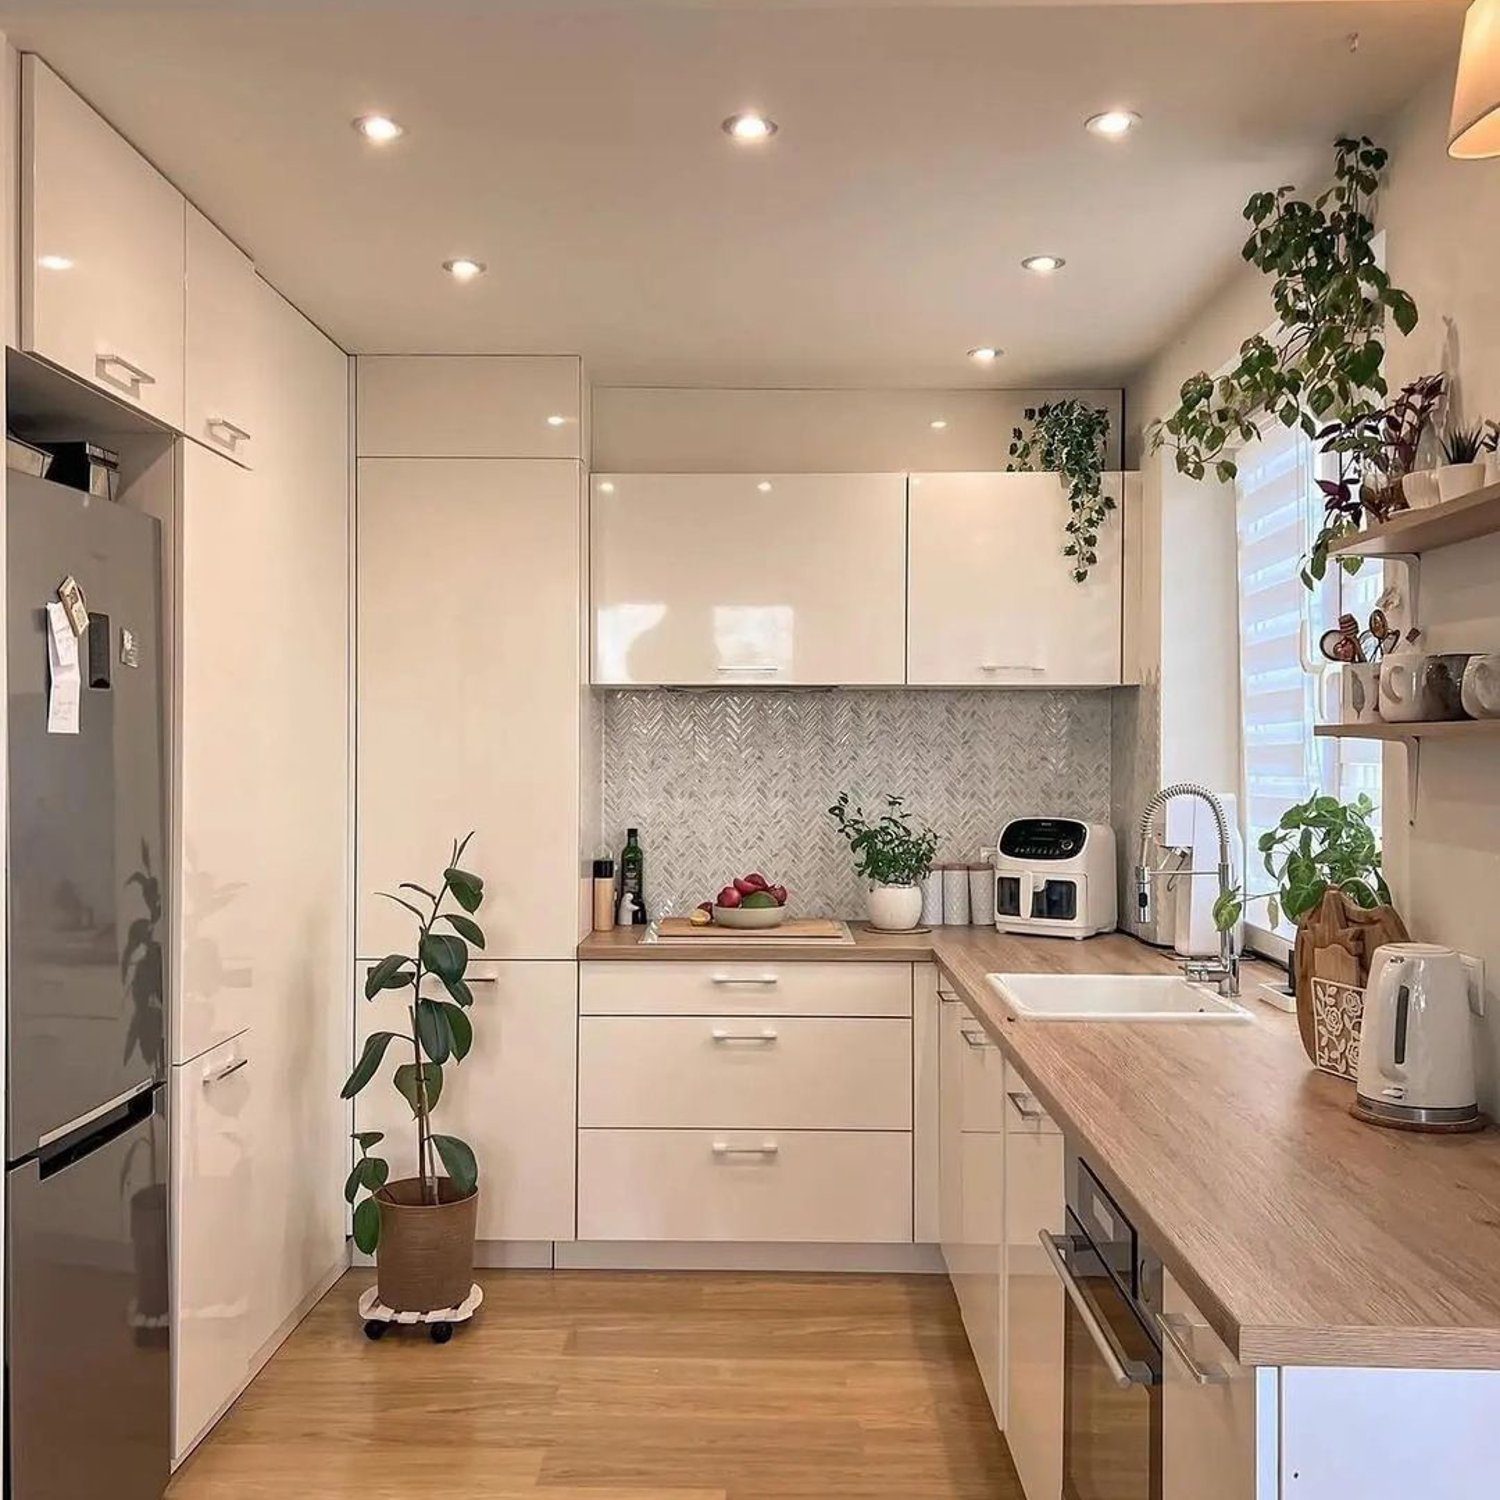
[1400,468,1441,510]
[1485,452,1500,488]
[1435,462,1486,503]
[866,882,923,931]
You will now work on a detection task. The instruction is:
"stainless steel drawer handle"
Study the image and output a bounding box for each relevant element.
[980,662,1043,672]
[710,974,779,986]
[960,1028,996,1050]
[207,416,252,445]
[711,1027,778,1044]
[711,1141,779,1157]
[1007,1090,1047,1122]
[1038,1231,1153,1389]
[96,352,157,386]
[937,987,961,1004]
[204,1056,249,1086]
[715,664,780,673]
[1156,1311,1228,1386]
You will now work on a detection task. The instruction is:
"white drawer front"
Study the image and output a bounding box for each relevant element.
[577,1128,912,1242]
[581,960,910,1017]
[579,1015,911,1129]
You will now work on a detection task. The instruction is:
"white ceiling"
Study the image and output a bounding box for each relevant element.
[0,1,1466,387]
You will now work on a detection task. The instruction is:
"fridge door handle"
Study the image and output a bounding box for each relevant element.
[36,1082,156,1180]
[36,1078,154,1151]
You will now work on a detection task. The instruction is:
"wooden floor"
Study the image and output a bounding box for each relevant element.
[167,1269,1022,1499]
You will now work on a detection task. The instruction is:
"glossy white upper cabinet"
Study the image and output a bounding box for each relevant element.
[171,1031,255,1463]
[185,207,262,467]
[591,473,907,686]
[21,56,186,427]
[357,356,583,459]
[908,471,1123,686]
[358,457,584,959]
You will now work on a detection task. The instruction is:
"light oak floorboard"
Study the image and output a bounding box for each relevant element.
[167,1270,1021,1500]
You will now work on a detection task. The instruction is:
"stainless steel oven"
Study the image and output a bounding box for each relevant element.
[1042,1149,1162,1500]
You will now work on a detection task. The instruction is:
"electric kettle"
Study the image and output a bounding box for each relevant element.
[1355,943,1480,1130]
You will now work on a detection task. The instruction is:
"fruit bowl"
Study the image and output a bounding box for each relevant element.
[713,903,790,930]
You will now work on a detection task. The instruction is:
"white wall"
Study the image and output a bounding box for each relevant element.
[592,385,1123,473]
[1125,63,1500,1108]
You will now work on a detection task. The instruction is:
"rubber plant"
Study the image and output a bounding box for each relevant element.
[1147,137,1419,587]
[1007,399,1113,582]
[827,793,939,886]
[342,833,485,1254]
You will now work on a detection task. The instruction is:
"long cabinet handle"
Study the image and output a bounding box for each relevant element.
[1156,1311,1228,1386]
[1038,1232,1153,1390]
[716,664,781,673]
[204,1056,249,1086]
[980,663,1043,672]
[960,1028,996,1050]
[1007,1090,1047,1122]
[712,1140,779,1157]
[710,974,779,986]
[96,352,157,386]
[711,1026,778,1044]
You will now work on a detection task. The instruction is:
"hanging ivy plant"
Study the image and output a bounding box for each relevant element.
[1146,136,1418,588]
[1007,399,1113,583]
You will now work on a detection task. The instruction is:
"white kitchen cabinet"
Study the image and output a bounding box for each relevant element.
[185,207,262,466]
[171,1031,256,1463]
[358,457,585,959]
[590,473,907,685]
[938,991,965,1272]
[1003,1063,1066,1500]
[355,961,577,1243]
[1162,1267,1257,1500]
[21,56,186,428]
[907,471,1123,686]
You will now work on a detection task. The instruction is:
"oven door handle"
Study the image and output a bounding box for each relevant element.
[1039,1231,1154,1389]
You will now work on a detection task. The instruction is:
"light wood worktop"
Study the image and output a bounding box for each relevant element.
[581,924,1500,1371]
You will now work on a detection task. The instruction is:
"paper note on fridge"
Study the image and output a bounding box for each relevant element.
[45,600,81,734]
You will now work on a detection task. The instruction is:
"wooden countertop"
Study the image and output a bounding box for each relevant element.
[578,923,936,961]
[581,924,1500,1370]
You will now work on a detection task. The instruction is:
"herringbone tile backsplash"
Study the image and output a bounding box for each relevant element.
[598,689,1113,919]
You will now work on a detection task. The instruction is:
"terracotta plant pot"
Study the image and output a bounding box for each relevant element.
[375,1176,479,1313]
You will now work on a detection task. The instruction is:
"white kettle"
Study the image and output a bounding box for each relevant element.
[1356,943,1479,1130]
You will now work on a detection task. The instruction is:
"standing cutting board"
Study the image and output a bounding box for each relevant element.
[656,916,849,940]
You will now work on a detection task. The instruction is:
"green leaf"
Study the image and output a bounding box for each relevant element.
[419,932,468,983]
[393,1060,443,1117]
[1212,885,1244,934]
[344,1154,389,1202]
[364,955,414,1000]
[378,891,429,922]
[353,1130,385,1151]
[440,912,486,949]
[399,882,438,902]
[352,1196,381,1255]
[440,1001,473,1061]
[1388,289,1418,336]
[341,1031,400,1098]
[441,974,475,1008]
[416,998,452,1064]
[432,1134,478,1195]
[444,867,484,914]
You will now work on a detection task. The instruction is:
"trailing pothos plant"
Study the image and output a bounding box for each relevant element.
[1147,137,1420,588]
[343,833,486,1254]
[1007,399,1113,582]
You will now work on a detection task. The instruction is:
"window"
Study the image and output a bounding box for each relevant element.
[1233,420,1382,953]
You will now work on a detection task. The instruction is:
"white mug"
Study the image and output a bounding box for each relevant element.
[1380,653,1470,722]
[1321,662,1382,725]
[1462,654,1500,719]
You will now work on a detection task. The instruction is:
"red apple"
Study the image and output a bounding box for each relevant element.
[717,885,742,909]
[742,872,770,892]
[733,877,755,895]
[771,884,788,906]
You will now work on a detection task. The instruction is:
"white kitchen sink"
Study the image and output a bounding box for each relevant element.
[986,972,1253,1023]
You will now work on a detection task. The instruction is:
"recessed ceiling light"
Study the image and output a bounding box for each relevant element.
[1022,254,1066,274]
[352,114,404,144]
[930,419,949,430]
[38,254,73,271]
[1085,110,1139,139]
[442,257,487,282]
[546,414,568,427]
[757,480,773,493]
[599,481,616,494]
[723,112,778,142]
[968,346,1001,364]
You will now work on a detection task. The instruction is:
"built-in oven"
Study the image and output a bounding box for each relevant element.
[1042,1148,1163,1500]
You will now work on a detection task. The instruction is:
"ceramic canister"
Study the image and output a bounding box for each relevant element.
[1461,654,1500,719]
[1380,653,1471,723]
[942,864,971,925]
[920,868,944,925]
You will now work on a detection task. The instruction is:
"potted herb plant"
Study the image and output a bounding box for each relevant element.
[1006,399,1114,582]
[342,833,485,1314]
[827,792,939,931]
[1436,421,1488,503]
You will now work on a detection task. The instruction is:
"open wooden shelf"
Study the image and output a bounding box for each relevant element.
[1327,481,1500,559]
[1315,719,1500,742]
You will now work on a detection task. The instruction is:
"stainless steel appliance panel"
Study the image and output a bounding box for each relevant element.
[6,472,167,1156]
[6,1083,169,1500]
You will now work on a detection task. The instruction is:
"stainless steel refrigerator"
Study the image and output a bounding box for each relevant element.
[5,470,170,1500]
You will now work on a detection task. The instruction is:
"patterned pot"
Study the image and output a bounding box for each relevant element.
[375,1177,478,1313]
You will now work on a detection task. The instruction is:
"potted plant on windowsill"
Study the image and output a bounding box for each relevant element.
[342,833,485,1315]
[827,792,939,931]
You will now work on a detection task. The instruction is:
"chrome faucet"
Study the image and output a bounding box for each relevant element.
[1135,783,1240,998]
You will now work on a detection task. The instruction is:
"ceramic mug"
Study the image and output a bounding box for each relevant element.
[1322,662,1382,725]
[1380,653,1471,723]
[1461,654,1500,719]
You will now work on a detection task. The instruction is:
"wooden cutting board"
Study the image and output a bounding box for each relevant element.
[656,916,848,940]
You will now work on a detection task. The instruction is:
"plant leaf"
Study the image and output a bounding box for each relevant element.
[353,1130,385,1151]
[364,954,414,1000]
[419,932,468,983]
[440,912,486,949]
[416,998,451,1064]
[341,1031,400,1098]
[378,891,429,922]
[352,1196,381,1255]
[444,867,484,914]
[393,1061,443,1117]
[440,1001,473,1061]
[432,1133,478,1195]
[441,974,475,1008]
[344,1154,389,1202]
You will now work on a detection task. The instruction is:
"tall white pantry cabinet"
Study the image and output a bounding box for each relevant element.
[354,356,589,1249]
